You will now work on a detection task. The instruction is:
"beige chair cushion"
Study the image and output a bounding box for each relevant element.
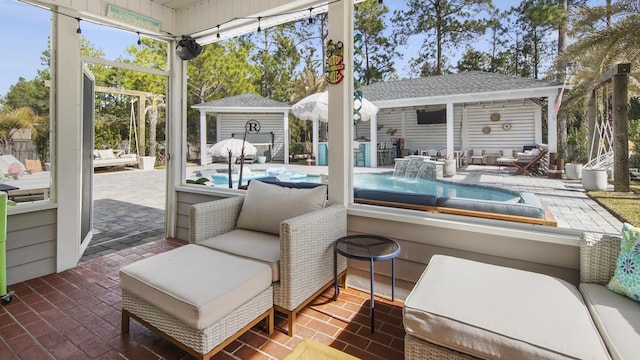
[236,180,327,235]
[199,229,281,282]
[404,255,610,359]
[580,283,640,360]
[119,244,272,330]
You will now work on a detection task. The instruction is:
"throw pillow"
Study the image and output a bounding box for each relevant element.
[236,180,327,235]
[97,149,116,160]
[607,223,640,302]
[25,159,43,173]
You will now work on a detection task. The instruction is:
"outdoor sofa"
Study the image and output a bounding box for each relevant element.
[93,149,138,168]
[119,179,347,359]
[403,230,640,360]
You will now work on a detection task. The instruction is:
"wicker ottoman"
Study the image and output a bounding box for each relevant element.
[119,244,274,360]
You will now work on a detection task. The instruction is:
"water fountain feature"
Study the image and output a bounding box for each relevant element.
[394,156,444,179]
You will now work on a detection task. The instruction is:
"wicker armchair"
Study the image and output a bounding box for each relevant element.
[189,196,348,336]
[404,232,623,359]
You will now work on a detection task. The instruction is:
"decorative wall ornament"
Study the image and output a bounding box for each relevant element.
[353,33,364,124]
[482,126,491,134]
[502,123,512,130]
[326,40,345,85]
[490,113,501,121]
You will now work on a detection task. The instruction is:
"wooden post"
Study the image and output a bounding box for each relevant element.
[586,89,597,161]
[612,66,630,192]
[138,95,146,156]
[93,86,152,157]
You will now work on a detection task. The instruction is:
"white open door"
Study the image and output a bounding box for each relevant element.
[79,65,94,257]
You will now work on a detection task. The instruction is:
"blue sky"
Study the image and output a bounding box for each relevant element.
[0,0,137,96]
[0,0,597,98]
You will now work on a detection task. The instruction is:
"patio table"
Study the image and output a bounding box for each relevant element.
[333,234,400,333]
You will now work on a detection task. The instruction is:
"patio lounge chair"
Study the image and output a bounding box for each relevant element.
[513,148,548,176]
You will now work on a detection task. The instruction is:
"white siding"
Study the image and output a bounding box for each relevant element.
[357,106,463,155]
[362,100,540,156]
[465,100,538,154]
[218,113,286,161]
[6,209,57,285]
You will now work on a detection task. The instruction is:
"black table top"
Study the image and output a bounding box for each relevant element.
[334,235,400,261]
[0,184,19,192]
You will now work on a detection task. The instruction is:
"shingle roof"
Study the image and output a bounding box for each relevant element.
[362,71,562,102]
[193,93,289,109]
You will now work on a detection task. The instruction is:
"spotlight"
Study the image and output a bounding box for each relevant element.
[176,35,202,60]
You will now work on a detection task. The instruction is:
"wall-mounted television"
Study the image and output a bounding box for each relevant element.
[417,108,446,124]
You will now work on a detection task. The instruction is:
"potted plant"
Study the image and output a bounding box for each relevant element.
[565,126,588,180]
[565,163,583,180]
[443,154,456,177]
[582,168,608,191]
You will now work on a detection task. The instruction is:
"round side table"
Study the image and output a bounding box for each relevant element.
[333,235,401,333]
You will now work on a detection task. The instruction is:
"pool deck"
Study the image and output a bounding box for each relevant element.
[188,162,623,235]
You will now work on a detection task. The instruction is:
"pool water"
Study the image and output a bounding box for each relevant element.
[352,173,518,202]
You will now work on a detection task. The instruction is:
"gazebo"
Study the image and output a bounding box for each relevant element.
[192,93,291,165]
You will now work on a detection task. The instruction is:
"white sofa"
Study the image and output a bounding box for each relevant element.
[404,232,639,360]
[93,149,138,168]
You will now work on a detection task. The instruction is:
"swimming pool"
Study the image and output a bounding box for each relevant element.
[353,173,519,202]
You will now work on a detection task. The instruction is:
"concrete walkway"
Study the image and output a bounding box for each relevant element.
[82,163,624,260]
[82,168,166,261]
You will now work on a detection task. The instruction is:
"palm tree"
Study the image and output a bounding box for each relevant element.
[145,94,165,158]
[564,0,640,95]
[0,106,44,156]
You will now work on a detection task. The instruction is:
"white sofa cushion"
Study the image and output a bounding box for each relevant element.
[580,283,640,360]
[404,255,610,359]
[199,229,281,282]
[97,149,116,160]
[236,179,327,235]
[119,244,272,330]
